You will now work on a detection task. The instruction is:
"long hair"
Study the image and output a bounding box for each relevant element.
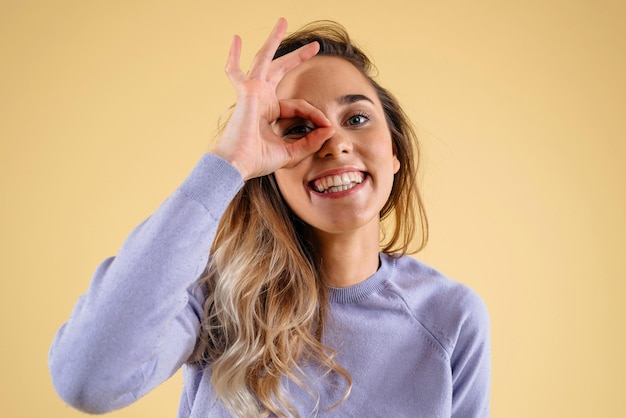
[189,21,428,417]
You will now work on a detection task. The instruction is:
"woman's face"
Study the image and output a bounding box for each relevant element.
[273,55,400,239]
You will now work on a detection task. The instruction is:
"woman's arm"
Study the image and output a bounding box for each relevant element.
[450,288,492,418]
[48,155,243,414]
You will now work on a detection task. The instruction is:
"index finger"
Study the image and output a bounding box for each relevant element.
[277,99,331,128]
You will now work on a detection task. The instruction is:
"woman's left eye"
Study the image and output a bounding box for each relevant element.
[346,114,369,126]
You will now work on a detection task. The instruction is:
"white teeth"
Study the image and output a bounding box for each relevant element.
[313,172,364,194]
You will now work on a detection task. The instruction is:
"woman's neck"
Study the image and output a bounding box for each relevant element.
[315,222,381,288]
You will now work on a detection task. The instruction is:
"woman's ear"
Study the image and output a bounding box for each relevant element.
[392,141,400,174]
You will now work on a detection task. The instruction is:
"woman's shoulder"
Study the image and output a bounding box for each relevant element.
[383,254,490,354]
[388,254,484,304]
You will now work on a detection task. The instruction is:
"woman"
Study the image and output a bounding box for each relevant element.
[49,19,490,417]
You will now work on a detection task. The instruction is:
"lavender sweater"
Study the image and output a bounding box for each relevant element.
[49,154,491,417]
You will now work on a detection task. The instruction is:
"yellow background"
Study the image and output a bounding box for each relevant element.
[1,1,624,417]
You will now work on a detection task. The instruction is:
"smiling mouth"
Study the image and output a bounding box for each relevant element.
[310,171,365,194]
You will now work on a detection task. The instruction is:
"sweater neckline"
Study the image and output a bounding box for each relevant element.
[328,253,396,304]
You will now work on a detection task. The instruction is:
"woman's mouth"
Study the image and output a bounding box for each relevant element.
[309,171,365,194]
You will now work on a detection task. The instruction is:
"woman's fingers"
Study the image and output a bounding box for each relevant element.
[225,19,320,92]
[225,18,288,85]
[224,35,245,84]
[284,126,334,167]
[242,18,320,83]
[267,41,319,86]
[277,99,334,166]
[248,18,289,80]
[278,99,331,128]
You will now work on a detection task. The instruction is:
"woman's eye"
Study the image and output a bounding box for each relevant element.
[284,125,314,138]
[346,114,369,126]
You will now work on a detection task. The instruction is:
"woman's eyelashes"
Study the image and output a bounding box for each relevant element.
[345,111,371,127]
[283,122,315,139]
[281,111,372,139]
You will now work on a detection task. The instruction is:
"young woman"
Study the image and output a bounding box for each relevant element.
[49,19,490,417]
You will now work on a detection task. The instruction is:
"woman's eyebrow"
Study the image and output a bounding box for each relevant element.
[337,94,375,105]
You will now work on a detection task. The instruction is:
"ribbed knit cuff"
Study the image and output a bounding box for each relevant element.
[178,153,244,220]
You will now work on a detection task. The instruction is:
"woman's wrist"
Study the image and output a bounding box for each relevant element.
[207,148,251,181]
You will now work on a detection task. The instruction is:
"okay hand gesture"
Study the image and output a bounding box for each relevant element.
[210,18,333,181]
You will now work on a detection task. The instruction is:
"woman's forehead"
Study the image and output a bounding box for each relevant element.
[276,55,377,102]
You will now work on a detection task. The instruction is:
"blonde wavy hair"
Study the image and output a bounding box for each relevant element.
[189,20,428,417]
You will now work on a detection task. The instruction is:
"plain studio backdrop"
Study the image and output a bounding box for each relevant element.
[1,1,624,417]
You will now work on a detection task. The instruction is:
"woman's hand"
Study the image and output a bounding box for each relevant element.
[209,18,333,181]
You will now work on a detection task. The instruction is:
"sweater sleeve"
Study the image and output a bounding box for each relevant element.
[48,154,244,414]
[450,288,492,418]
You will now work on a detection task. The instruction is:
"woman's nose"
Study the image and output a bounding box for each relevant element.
[316,130,353,158]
